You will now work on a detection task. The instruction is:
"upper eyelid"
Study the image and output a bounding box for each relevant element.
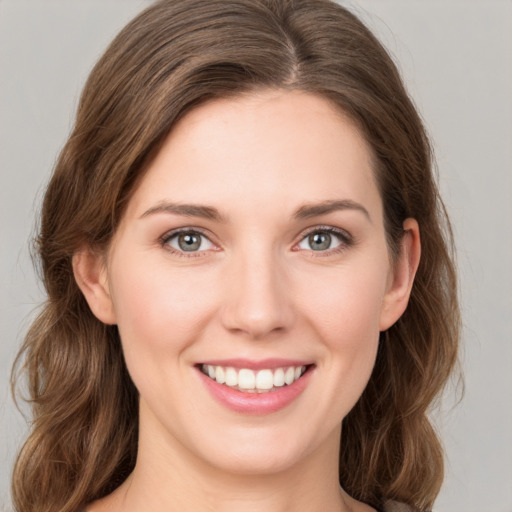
[297,225,352,241]
[160,226,215,243]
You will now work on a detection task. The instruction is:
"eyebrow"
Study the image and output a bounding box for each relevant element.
[140,199,371,223]
[140,202,227,222]
[294,199,371,222]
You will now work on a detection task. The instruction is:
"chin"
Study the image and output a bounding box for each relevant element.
[190,421,331,478]
[206,447,306,477]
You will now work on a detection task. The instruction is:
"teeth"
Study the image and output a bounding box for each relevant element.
[273,368,285,387]
[255,369,274,390]
[225,367,237,387]
[284,367,295,385]
[238,369,255,390]
[201,364,307,392]
[215,366,225,384]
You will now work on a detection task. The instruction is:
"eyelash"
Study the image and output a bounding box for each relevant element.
[296,225,353,256]
[159,225,354,258]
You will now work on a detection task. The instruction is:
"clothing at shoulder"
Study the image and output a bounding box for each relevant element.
[383,501,421,512]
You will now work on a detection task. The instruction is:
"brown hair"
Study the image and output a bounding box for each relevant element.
[11,1,460,511]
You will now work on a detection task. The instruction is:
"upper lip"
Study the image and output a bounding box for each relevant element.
[196,358,314,370]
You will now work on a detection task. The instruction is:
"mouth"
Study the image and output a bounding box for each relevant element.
[195,359,315,414]
[198,363,311,394]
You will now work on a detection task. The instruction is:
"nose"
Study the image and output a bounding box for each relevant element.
[220,246,295,340]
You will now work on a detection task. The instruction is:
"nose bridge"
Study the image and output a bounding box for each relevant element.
[220,240,293,339]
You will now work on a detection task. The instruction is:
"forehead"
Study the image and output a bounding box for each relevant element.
[125,89,381,221]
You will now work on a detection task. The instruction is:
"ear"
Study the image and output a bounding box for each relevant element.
[72,248,117,325]
[379,218,421,331]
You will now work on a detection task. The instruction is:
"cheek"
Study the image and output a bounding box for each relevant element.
[108,254,219,355]
[295,258,388,405]
[108,256,223,408]
[299,260,389,346]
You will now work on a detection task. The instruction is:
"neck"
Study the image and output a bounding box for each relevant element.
[89,405,373,512]
[127,439,348,512]
[127,464,346,512]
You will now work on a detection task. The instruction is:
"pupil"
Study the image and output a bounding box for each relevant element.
[178,233,201,251]
[309,232,331,251]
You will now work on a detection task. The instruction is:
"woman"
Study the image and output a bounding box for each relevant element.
[11,1,459,511]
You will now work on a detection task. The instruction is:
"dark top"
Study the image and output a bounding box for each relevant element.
[383,502,419,512]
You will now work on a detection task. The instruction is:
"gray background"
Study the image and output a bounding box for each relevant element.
[1,1,511,511]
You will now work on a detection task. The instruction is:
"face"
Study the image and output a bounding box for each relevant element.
[78,90,416,478]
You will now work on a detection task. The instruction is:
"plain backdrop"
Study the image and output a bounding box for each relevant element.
[1,1,511,511]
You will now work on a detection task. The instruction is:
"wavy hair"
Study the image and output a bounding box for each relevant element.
[11,1,460,511]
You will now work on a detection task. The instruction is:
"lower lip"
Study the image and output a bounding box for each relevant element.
[197,367,313,415]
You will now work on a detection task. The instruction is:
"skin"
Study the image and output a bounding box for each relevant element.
[74,89,420,512]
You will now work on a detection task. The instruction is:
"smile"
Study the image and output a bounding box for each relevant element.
[196,360,314,414]
[200,364,307,393]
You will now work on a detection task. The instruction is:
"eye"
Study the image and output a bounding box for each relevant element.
[163,230,215,253]
[296,227,350,252]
